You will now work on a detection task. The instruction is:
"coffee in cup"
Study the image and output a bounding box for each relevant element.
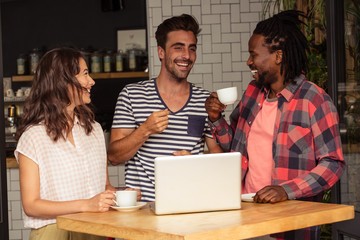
[216,86,238,105]
[113,190,137,207]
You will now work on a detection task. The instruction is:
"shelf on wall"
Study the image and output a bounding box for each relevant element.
[4,96,27,103]
[6,157,18,169]
[12,71,149,82]
[12,75,33,82]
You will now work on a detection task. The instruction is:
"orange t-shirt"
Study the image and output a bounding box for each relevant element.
[243,98,277,194]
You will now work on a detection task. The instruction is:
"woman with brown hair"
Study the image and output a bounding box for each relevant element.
[15,47,115,240]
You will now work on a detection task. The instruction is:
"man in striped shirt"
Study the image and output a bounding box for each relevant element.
[108,14,222,202]
[205,10,344,240]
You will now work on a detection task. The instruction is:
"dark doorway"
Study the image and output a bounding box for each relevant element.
[0,2,10,239]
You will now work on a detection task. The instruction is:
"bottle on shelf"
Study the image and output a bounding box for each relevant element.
[103,50,114,73]
[125,47,148,72]
[7,105,17,136]
[29,48,41,75]
[115,50,124,72]
[91,51,102,73]
[16,54,27,75]
[128,49,136,71]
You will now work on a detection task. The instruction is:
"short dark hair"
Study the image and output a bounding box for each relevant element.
[155,14,201,49]
[253,10,309,83]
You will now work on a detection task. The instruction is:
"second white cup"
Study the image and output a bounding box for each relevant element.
[216,86,238,105]
[16,89,24,97]
[114,190,137,207]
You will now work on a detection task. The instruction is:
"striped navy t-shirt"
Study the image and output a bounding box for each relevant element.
[112,78,213,201]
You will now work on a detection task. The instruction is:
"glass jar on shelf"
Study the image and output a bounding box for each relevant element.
[91,51,102,73]
[16,54,27,75]
[127,49,137,71]
[103,50,114,73]
[115,50,124,72]
[29,48,41,75]
[137,49,148,71]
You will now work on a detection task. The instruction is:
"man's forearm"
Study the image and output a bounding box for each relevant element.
[107,126,150,164]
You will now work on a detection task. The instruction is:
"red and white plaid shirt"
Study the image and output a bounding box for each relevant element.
[210,74,345,239]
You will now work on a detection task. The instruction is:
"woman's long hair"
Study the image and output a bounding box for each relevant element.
[16,47,95,141]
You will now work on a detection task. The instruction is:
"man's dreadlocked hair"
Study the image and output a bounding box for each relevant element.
[253,10,309,83]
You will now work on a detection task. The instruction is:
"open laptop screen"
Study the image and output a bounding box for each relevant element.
[153,152,241,215]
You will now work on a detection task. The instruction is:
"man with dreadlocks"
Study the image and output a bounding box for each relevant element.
[205,10,344,240]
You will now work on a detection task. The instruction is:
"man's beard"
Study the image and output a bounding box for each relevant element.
[165,58,192,82]
[168,68,189,82]
[255,71,277,89]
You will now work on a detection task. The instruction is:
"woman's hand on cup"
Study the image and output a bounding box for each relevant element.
[86,190,115,212]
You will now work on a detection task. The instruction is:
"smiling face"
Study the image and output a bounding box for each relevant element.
[247,34,283,88]
[68,58,95,109]
[158,30,197,82]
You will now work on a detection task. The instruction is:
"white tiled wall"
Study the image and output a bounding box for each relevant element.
[7,1,262,239]
[7,169,29,240]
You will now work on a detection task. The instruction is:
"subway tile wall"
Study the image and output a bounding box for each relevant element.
[7,1,262,239]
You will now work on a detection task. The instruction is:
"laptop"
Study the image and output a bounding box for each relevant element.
[152,152,241,215]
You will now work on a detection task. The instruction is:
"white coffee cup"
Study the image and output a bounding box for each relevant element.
[114,190,137,207]
[6,89,14,97]
[216,86,238,105]
[16,89,24,97]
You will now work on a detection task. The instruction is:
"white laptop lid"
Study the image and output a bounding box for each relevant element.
[153,152,241,215]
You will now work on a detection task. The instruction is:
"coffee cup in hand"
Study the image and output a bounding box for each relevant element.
[113,190,137,207]
[216,86,238,105]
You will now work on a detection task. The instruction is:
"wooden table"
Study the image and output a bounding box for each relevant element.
[57,200,354,240]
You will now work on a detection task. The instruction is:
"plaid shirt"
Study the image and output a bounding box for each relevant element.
[210,75,345,239]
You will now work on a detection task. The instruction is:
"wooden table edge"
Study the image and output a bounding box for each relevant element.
[56,202,355,240]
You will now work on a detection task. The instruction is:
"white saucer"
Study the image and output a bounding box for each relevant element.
[111,202,147,212]
[241,193,256,202]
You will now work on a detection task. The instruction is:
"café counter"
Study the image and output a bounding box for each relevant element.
[57,200,354,240]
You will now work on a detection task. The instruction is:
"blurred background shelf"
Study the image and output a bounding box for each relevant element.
[12,71,149,82]
[6,157,18,169]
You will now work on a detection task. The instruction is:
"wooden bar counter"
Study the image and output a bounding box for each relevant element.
[57,200,354,240]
